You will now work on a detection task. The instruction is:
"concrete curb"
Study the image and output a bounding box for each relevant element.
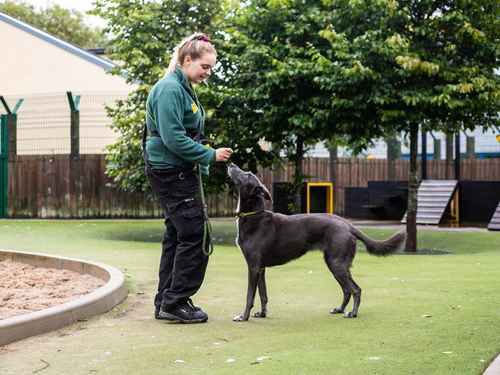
[0,250,128,346]
[484,354,500,375]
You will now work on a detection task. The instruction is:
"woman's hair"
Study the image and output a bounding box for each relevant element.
[167,32,216,73]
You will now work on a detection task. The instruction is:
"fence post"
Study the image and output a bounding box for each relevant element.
[0,115,7,217]
[0,96,23,161]
[66,91,81,159]
[0,97,23,218]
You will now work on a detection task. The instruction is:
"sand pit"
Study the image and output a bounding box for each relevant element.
[0,259,105,320]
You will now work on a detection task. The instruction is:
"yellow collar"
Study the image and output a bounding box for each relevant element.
[236,210,265,218]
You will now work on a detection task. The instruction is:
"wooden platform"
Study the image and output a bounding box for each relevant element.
[487,201,500,231]
[402,180,458,225]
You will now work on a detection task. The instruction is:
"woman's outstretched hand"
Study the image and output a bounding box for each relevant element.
[215,148,233,162]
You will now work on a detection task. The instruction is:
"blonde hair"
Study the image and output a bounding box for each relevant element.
[167,32,217,73]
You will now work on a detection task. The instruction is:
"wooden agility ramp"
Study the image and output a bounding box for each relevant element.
[488,201,500,231]
[402,180,459,225]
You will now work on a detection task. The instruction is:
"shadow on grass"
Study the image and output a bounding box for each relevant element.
[396,248,452,255]
[101,223,453,255]
[100,221,238,245]
[100,227,162,243]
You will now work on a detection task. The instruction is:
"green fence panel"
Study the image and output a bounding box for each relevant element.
[0,115,8,217]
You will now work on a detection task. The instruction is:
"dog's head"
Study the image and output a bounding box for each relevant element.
[227,163,272,212]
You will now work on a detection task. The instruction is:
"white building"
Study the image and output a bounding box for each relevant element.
[0,11,134,154]
[308,129,500,160]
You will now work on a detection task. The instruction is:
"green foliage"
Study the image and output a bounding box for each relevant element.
[92,0,224,193]
[94,0,498,196]
[215,0,340,188]
[0,0,108,48]
[315,0,499,135]
[315,0,499,250]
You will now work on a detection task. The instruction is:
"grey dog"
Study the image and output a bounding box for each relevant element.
[227,163,406,321]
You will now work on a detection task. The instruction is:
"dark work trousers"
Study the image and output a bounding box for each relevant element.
[146,166,209,310]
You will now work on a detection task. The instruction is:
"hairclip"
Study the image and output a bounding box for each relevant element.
[196,35,211,43]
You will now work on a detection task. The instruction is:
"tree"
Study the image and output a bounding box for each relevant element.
[92,0,224,193]
[0,0,108,48]
[215,0,343,208]
[313,0,499,251]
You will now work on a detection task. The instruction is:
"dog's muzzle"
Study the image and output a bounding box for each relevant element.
[227,163,242,180]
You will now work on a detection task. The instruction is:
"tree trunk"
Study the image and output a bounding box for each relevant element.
[454,132,460,181]
[446,133,454,179]
[405,123,418,252]
[466,136,475,159]
[433,138,441,160]
[328,139,338,214]
[421,130,427,180]
[328,141,337,182]
[386,135,400,181]
[294,136,304,213]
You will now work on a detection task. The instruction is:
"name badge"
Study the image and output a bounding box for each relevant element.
[191,102,199,113]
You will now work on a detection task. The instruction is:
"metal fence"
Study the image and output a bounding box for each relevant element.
[0,92,128,154]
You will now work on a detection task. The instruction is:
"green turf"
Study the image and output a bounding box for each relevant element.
[0,219,499,375]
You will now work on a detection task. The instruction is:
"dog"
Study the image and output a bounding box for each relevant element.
[227,163,406,321]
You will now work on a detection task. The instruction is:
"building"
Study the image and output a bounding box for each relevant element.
[0,11,134,154]
[308,128,500,160]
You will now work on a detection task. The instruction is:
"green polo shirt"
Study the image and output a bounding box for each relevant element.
[145,67,215,173]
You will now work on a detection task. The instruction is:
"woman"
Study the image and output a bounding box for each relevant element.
[145,33,232,323]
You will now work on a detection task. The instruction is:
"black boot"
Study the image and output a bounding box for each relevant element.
[158,302,208,323]
[187,298,202,312]
[155,299,201,320]
[155,306,169,320]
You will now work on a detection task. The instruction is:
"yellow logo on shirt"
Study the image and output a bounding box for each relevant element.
[191,102,199,113]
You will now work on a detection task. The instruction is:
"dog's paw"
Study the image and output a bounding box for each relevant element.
[330,307,344,314]
[343,311,357,318]
[233,314,248,322]
[254,311,266,318]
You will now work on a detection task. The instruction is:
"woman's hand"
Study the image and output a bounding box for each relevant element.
[215,148,233,162]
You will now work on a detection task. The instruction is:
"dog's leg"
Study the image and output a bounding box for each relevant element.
[324,253,352,316]
[254,268,268,318]
[233,265,260,322]
[331,266,361,318]
[347,273,362,318]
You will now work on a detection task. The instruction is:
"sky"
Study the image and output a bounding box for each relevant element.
[24,0,95,12]
[19,0,106,27]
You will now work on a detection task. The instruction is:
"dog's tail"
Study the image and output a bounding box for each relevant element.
[350,226,406,256]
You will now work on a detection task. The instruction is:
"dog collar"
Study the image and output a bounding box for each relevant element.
[236,210,265,218]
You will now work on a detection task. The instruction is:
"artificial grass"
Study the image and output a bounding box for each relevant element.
[0,219,499,375]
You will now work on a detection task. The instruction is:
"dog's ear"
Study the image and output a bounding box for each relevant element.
[260,184,272,201]
[254,184,272,201]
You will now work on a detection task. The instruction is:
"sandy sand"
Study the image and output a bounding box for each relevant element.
[0,259,105,320]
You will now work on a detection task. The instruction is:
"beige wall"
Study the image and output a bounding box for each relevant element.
[0,19,137,154]
[0,20,133,95]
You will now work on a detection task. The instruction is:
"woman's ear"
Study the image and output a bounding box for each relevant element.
[184,55,192,66]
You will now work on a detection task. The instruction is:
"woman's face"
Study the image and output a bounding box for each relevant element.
[182,52,216,84]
